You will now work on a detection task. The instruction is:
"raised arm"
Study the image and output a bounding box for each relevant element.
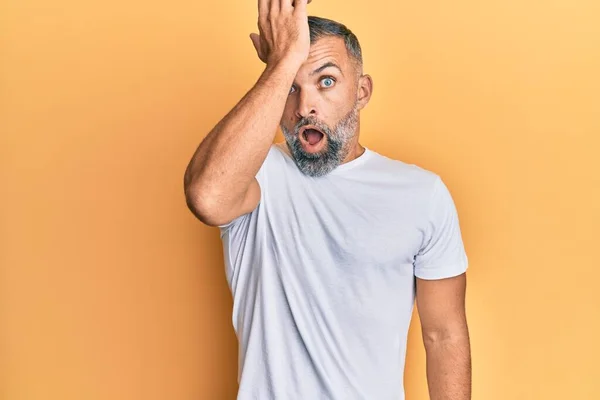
[183,0,311,226]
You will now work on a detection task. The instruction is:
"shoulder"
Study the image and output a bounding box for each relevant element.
[274,141,290,156]
[259,142,290,170]
[262,142,294,168]
[252,142,296,186]
[366,148,441,189]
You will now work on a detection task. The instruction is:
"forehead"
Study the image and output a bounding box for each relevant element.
[297,36,351,75]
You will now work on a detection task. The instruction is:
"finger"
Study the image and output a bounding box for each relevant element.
[293,0,308,15]
[270,0,280,15]
[250,33,260,52]
[279,0,292,12]
[258,0,269,22]
[249,33,266,63]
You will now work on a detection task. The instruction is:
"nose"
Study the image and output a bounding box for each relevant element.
[295,89,317,119]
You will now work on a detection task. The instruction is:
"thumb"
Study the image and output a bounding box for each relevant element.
[249,33,265,62]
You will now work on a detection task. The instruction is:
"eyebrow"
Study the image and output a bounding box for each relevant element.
[310,61,344,77]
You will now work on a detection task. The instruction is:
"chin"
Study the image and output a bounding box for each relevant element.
[286,136,347,178]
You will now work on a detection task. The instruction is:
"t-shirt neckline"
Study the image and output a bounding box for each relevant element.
[329,146,373,174]
[274,143,373,175]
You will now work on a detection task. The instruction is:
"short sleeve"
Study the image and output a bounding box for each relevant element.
[414,177,469,280]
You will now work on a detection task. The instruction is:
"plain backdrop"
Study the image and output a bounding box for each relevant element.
[1,0,599,399]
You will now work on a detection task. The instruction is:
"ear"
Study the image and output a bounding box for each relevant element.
[356,74,373,110]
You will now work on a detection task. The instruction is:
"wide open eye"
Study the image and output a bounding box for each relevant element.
[320,77,336,88]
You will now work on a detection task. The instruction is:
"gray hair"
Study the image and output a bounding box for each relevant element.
[308,16,363,70]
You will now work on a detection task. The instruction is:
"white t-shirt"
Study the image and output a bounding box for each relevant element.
[218,143,468,400]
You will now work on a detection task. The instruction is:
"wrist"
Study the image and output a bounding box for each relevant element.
[259,57,302,88]
[265,54,304,75]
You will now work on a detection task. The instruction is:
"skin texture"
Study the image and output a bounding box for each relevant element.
[183,0,313,227]
[184,1,471,398]
[417,273,472,399]
[279,36,373,177]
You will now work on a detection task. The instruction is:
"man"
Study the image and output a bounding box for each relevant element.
[184,0,471,398]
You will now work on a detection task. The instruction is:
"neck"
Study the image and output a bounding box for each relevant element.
[341,128,365,164]
[342,144,365,164]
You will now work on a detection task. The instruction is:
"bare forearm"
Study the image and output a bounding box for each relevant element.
[184,59,299,205]
[424,335,471,400]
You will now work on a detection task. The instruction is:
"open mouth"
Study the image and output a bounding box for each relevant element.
[299,126,325,146]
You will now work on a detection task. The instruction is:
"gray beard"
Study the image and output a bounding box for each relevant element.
[280,103,359,178]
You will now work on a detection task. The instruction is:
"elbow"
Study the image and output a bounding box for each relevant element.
[422,326,470,349]
[184,158,224,225]
[184,179,224,227]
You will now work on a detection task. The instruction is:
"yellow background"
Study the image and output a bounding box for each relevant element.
[2,0,599,399]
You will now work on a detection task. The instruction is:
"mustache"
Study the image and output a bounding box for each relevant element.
[293,117,331,136]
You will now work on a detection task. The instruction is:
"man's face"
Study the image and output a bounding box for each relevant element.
[280,36,367,177]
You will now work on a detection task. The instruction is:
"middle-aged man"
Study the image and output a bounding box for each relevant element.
[184,1,472,398]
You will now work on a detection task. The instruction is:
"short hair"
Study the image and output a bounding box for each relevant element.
[308,16,363,70]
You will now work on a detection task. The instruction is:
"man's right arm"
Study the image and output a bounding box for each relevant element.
[183,0,310,226]
[184,62,298,226]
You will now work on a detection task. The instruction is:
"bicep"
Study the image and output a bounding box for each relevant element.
[416,273,468,341]
[213,178,261,228]
[237,177,261,219]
